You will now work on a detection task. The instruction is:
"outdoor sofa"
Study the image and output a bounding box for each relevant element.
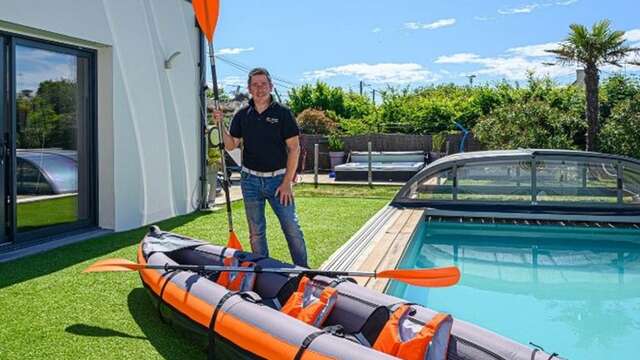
[334,150,425,182]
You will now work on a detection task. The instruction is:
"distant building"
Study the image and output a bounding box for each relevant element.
[572,69,586,87]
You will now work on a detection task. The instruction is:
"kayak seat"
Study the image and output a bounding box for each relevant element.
[323,295,389,347]
[310,276,391,347]
[163,245,300,306]
[165,246,226,281]
[247,256,301,310]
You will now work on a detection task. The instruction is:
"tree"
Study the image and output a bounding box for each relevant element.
[36,79,76,114]
[288,82,346,116]
[546,20,639,151]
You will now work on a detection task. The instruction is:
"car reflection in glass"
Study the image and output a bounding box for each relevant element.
[17,149,77,195]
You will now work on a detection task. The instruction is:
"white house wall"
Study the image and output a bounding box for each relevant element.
[1,0,202,231]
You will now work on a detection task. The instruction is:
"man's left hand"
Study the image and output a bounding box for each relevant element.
[275,180,294,206]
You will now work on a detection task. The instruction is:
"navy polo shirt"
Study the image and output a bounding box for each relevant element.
[229,97,300,172]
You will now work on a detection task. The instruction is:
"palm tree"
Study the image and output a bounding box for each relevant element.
[547,20,639,151]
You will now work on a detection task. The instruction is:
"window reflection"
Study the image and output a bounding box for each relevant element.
[15,45,88,232]
[413,169,453,200]
[457,161,532,202]
[535,160,618,203]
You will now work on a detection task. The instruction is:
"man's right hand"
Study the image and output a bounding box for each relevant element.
[212,110,224,125]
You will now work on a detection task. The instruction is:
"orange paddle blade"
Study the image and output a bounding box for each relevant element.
[377,266,461,287]
[226,231,243,250]
[192,0,220,42]
[83,258,144,273]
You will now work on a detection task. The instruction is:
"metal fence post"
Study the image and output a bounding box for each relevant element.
[617,161,623,205]
[368,141,373,188]
[531,155,537,204]
[314,144,319,188]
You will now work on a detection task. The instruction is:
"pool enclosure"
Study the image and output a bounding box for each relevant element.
[393,150,640,222]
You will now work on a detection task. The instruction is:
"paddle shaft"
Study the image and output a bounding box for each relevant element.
[207,42,234,232]
[85,258,459,286]
[144,263,386,278]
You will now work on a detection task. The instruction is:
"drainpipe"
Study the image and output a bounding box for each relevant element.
[198,26,208,209]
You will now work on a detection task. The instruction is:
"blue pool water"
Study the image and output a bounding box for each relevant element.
[387,221,640,360]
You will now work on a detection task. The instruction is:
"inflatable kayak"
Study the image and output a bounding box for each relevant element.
[136,226,554,360]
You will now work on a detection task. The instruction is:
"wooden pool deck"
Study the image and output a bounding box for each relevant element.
[320,205,423,291]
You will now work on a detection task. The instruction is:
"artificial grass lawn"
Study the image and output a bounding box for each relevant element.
[0,184,395,360]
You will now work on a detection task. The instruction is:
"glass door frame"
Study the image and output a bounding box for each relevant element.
[0,35,6,245]
[2,31,98,244]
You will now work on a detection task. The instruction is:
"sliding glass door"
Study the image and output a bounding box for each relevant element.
[0,36,6,245]
[1,33,96,245]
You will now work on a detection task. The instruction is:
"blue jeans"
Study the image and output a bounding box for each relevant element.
[240,172,308,267]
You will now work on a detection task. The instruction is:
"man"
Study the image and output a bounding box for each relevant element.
[212,67,308,268]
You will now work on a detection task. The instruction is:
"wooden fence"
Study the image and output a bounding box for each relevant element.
[298,133,484,172]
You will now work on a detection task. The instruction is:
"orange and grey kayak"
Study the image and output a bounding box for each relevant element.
[137,226,554,360]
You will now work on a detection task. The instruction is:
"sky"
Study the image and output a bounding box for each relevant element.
[210,0,640,97]
[16,46,76,93]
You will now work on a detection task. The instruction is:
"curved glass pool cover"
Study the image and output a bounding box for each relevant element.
[393,150,640,215]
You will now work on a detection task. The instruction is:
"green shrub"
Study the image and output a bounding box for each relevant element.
[288,82,345,116]
[327,134,345,151]
[474,100,585,150]
[296,108,337,134]
[378,84,502,134]
[600,74,640,120]
[431,132,447,152]
[598,94,640,158]
[343,92,375,119]
[340,112,382,135]
[288,82,374,122]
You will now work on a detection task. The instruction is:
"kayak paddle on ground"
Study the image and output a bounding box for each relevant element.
[192,0,242,250]
[84,258,460,288]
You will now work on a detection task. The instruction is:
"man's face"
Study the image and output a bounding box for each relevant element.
[248,74,272,101]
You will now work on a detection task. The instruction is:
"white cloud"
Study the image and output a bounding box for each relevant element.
[372,27,382,33]
[495,1,577,16]
[205,76,247,91]
[217,47,255,55]
[304,63,440,84]
[498,4,539,15]
[471,57,574,80]
[16,48,76,91]
[624,29,640,43]
[221,76,245,87]
[506,42,560,57]
[435,53,481,64]
[405,18,456,30]
[434,29,640,82]
[435,42,578,80]
[556,0,578,5]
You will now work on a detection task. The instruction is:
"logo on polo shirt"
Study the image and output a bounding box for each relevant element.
[265,117,279,125]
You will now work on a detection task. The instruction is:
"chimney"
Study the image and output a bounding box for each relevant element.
[575,69,586,87]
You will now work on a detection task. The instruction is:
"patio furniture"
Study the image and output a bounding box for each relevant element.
[334,150,425,182]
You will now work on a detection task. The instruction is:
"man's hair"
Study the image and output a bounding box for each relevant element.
[248,67,272,86]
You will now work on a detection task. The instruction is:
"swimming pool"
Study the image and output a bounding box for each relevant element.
[387,220,640,360]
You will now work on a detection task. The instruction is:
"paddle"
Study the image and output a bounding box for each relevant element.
[84,258,461,288]
[192,0,242,250]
